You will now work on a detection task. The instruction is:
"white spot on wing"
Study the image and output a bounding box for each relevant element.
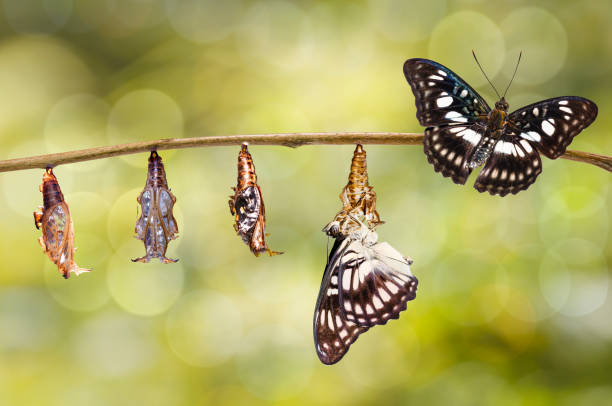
[519,139,533,153]
[560,106,572,114]
[460,89,468,98]
[559,100,568,105]
[460,128,481,145]
[494,141,514,155]
[436,96,453,108]
[542,119,555,136]
[373,296,384,310]
[437,69,447,76]
[429,74,443,80]
[522,131,541,142]
[379,289,391,301]
[444,111,468,123]
[342,271,351,290]
[533,107,539,117]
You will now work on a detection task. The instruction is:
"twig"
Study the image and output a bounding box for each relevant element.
[0,132,609,173]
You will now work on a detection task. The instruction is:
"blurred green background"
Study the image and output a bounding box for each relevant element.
[0,0,610,404]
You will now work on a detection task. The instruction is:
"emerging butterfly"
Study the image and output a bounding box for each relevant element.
[403,52,598,196]
[313,221,417,365]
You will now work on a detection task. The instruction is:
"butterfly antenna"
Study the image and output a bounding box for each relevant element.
[472,50,501,99]
[503,50,522,98]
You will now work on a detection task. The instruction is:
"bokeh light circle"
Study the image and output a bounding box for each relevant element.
[433,252,508,325]
[166,289,243,367]
[72,313,160,377]
[340,326,420,389]
[107,240,184,317]
[500,7,568,85]
[428,11,505,88]
[3,0,73,33]
[0,287,60,351]
[237,0,313,71]
[44,94,110,171]
[43,232,111,312]
[165,0,244,43]
[543,239,608,317]
[236,324,314,401]
[107,89,183,167]
[370,0,447,42]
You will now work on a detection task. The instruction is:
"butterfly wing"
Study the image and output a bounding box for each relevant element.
[424,124,484,185]
[338,238,418,328]
[508,96,598,159]
[473,135,542,196]
[313,237,369,365]
[403,58,490,126]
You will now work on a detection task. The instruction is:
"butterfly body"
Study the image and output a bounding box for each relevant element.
[404,58,598,196]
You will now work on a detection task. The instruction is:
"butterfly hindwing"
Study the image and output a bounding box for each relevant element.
[313,237,369,365]
[424,124,483,185]
[474,136,543,196]
[403,58,490,126]
[338,238,417,328]
[508,96,598,159]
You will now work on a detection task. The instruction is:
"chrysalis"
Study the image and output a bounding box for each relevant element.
[323,144,383,237]
[228,143,281,257]
[33,168,90,279]
[133,151,179,263]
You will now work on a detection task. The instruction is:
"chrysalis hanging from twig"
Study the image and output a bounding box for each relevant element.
[229,143,281,257]
[323,144,383,237]
[33,168,90,279]
[133,151,179,263]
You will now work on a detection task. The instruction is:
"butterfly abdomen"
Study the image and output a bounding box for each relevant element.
[468,137,496,168]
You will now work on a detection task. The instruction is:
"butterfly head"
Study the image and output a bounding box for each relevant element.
[494,97,509,112]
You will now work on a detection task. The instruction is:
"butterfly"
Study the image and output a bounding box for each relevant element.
[313,224,417,365]
[403,53,598,196]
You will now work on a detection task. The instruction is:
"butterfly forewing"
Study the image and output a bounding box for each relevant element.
[424,124,483,185]
[474,136,542,196]
[338,239,418,328]
[403,58,490,126]
[509,96,598,159]
[314,237,369,365]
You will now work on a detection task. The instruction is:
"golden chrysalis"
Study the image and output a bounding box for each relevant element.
[33,168,90,279]
[323,144,383,237]
[133,151,179,263]
[229,143,281,257]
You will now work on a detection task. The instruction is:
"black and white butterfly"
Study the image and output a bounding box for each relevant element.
[313,225,417,365]
[403,55,598,196]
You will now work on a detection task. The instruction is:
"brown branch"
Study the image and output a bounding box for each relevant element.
[0,132,609,173]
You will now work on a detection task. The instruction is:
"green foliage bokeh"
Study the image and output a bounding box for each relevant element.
[0,0,610,405]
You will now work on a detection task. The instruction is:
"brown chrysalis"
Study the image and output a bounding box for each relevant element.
[133,151,179,263]
[229,143,281,257]
[33,168,90,279]
[323,144,383,237]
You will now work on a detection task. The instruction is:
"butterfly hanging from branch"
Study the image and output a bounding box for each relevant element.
[403,52,598,196]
